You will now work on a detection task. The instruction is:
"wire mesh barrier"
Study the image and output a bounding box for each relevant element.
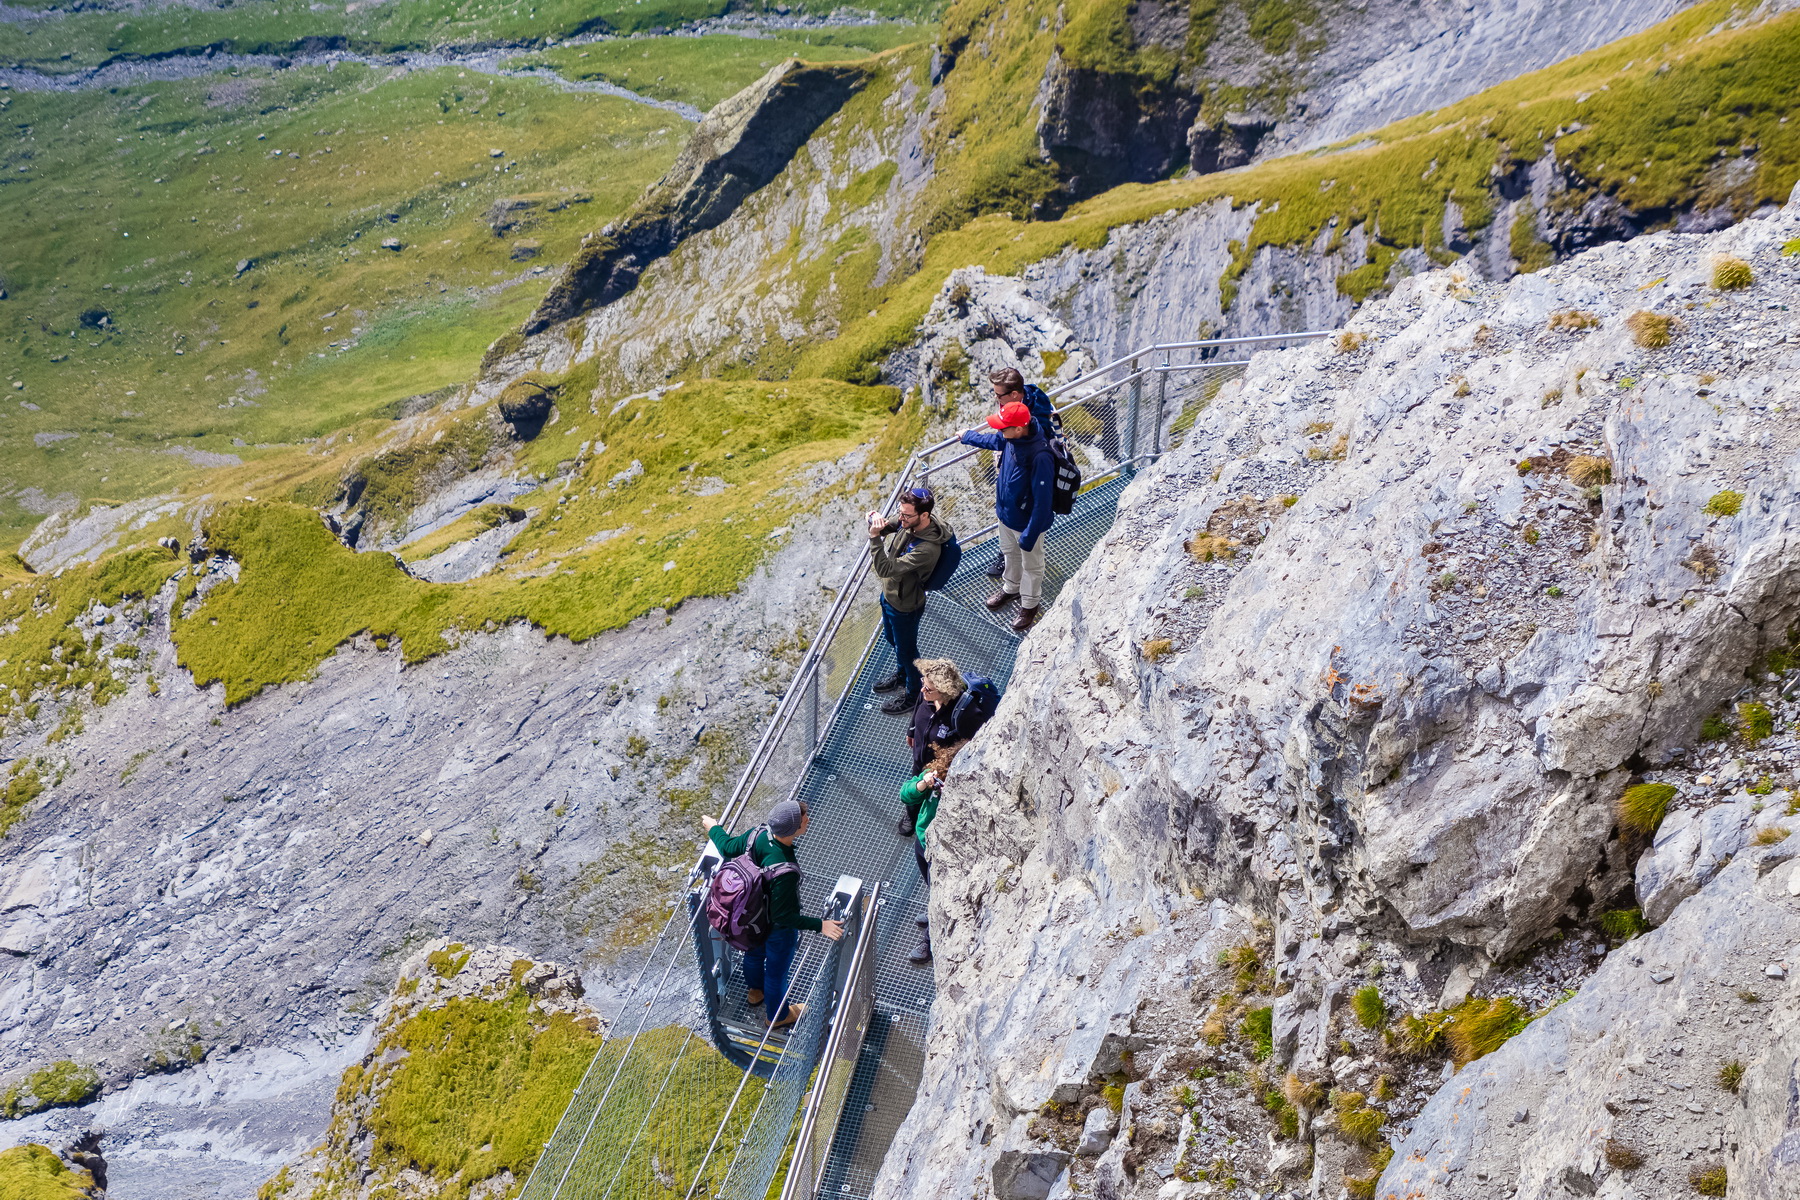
[516,331,1330,1200]
[777,887,882,1200]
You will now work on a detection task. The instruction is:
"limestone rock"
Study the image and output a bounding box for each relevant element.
[1378,843,1800,1198]
[527,59,869,333]
[993,1149,1070,1200]
[875,186,1800,1200]
[1077,1103,1117,1156]
[1635,797,1757,925]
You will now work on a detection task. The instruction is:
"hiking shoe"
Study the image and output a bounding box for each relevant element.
[881,690,920,716]
[871,671,905,694]
[745,989,764,1007]
[985,553,1005,578]
[907,928,932,965]
[898,813,916,838]
[1011,605,1041,633]
[770,1003,806,1031]
[984,590,1015,611]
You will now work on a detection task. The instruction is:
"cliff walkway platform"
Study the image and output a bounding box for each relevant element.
[517,332,1327,1200]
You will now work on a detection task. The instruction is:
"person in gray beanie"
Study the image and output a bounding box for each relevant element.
[702,800,843,1029]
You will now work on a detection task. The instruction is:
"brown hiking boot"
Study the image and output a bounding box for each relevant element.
[745,988,764,1007]
[985,590,1015,611]
[1011,605,1040,633]
[770,1002,806,1030]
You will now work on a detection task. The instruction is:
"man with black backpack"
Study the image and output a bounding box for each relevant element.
[983,368,1063,580]
[961,399,1059,632]
[701,800,844,1030]
[866,485,957,715]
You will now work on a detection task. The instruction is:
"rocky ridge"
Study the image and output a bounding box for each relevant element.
[878,189,1800,1199]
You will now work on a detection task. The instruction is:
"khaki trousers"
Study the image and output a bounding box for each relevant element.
[997,523,1045,609]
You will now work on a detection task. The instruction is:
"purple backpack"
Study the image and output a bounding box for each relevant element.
[706,828,800,951]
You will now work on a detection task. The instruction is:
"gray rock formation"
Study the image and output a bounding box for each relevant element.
[875,188,1800,1199]
[525,58,869,334]
[1380,834,1799,1198]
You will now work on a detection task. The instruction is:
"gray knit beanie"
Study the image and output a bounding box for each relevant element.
[768,800,806,839]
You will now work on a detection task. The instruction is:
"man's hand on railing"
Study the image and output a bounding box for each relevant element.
[821,919,845,942]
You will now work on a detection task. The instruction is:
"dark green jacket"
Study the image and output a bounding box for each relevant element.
[707,825,821,932]
[900,772,941,847]
[870,515,953,614]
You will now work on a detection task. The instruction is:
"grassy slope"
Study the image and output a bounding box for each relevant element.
[0,1145,93,1200]
[168,377,902,704]
[799,0,1800,382]
[513,24,932,112]
[304,1003,752,1200]
[2,0,940,73]
[0,64,685,538]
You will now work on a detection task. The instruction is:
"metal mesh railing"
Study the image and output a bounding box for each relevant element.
[517,330,1329,1200]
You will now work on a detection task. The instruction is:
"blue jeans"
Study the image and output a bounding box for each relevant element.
[743,926,798,1023]
[880,598,924,696]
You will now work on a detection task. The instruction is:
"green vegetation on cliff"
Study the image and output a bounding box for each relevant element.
[0,1145,94,1200]
[804,0,1800,382]
[170,378,898,703]
[335,988,601,1199]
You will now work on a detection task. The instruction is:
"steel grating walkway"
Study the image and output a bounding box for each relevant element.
[517,334,1332,1200]
[765,473,1132,1200]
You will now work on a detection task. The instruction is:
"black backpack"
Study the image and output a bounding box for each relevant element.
[1046,437,1081,515]
[923,532,962,591]
[951,675,1001,736]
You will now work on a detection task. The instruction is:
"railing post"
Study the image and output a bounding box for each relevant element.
[804,664,820,754]
[1155,349,1168,459]
[1122,357,1141,470]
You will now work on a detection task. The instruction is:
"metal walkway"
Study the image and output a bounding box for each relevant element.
[518,332,1329,1200]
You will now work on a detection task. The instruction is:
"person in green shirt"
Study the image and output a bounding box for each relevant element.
[899,743,960,965]
[700,799,844,1029]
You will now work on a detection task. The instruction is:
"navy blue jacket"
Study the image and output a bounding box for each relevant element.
[960,421,1057,552]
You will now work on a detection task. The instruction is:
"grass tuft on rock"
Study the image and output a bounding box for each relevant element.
[1718,1059,1746,1091]
[1626,310,1677,349]
[1350,985,1387,1031]
[1691,1164,1727,1196]
[1598,907,1650,941]
[1443,996,1533,1067]
[1710,256,1754,290]
[1618,783,1678,836]
[1604,1139,1645,1170]
[1240,1006,1274,1061]
[1703,490,1744,517]
[1567,456,1612,487]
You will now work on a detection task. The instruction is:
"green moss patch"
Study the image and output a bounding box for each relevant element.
[0,1145,94,1200]
[0,1061,101,1120]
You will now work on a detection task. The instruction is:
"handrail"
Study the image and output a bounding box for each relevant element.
[778,885,883,1200]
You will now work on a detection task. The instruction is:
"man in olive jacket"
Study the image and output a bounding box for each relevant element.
[866,486,953,715]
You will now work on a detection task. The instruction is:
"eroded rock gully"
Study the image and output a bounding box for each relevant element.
[879,191,1800,1199]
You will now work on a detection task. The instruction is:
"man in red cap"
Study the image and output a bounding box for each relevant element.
[959,399,1058,631]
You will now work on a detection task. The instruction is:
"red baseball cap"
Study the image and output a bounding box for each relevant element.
[987,401,1033,430]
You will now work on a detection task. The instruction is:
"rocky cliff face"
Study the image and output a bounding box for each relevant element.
[1037,0,1715,202]
[879,189,1800,1199]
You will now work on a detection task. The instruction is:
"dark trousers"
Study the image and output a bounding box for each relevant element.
[914,837,930,884]
[743,926,798,1023]
[880,598,924,695]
